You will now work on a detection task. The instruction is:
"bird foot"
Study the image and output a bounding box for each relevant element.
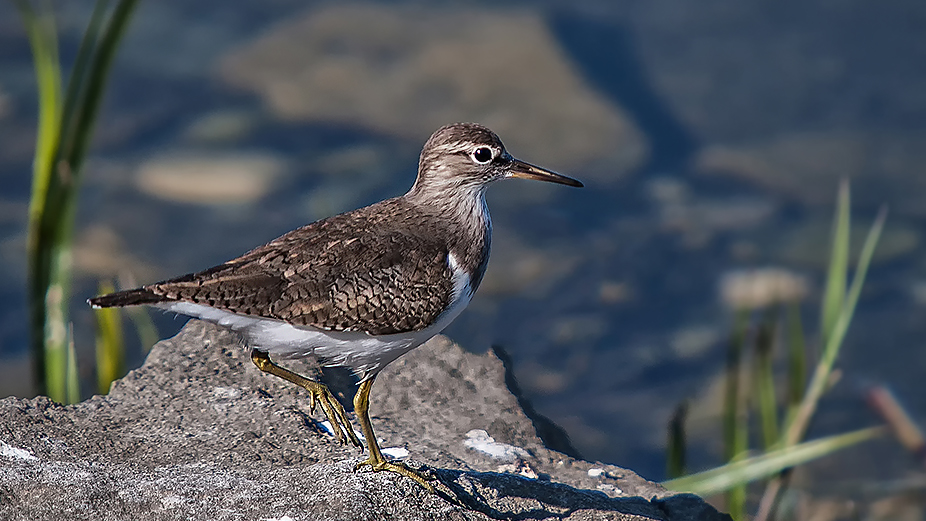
[249,349,363,449]
[354,456,435,493]
[308,385,363,449]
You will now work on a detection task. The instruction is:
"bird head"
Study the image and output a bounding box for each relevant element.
[410,123,583,197]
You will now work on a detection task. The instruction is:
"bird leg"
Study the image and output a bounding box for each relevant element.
[353,375,435,492]
[250,349,362,448]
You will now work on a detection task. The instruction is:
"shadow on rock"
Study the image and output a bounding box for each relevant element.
[432,468,728,521]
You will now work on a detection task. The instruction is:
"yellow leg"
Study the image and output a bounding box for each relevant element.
[250,349,361,448]
[353,376,434,492]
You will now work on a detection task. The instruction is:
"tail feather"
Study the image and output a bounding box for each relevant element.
[88,287,168,308]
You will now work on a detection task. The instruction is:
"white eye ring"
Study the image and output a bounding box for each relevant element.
[470,147,493,164]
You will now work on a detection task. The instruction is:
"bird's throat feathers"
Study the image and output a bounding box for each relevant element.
[405,177,492,296]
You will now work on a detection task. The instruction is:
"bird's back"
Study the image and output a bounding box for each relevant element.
[91,197,466,336]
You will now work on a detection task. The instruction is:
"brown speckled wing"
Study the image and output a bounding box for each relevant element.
[133,202,457,336]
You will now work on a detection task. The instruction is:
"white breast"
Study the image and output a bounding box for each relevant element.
[158,252,474,379]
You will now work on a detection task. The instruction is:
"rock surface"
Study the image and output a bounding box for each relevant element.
[0,321,727,520]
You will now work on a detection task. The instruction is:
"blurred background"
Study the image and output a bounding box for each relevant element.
[1,0,924,515]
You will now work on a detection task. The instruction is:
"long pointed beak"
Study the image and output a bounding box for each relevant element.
[506,158,583,188]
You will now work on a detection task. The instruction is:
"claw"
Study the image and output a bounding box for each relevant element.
[310,386,362,448]
[355,456,435,493]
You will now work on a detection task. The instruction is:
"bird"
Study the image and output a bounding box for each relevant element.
[89,122,583,491]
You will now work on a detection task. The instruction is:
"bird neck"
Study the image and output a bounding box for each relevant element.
[405,180,492,293]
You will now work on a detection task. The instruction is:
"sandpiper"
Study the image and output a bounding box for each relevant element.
[89,123,582,491]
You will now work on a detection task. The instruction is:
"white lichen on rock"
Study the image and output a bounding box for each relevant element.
[463,429,530,463]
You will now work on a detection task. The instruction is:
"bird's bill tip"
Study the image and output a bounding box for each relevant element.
[507,159,583,188]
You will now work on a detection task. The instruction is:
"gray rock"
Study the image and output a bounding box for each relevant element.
[0,321,728,521]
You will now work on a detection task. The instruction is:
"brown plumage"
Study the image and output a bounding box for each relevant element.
[91,199,459,335]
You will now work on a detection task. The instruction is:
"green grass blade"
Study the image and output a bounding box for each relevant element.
[18,0,138,401]
[34,2,120,401]
[46,0,139,249]
[785,206,886,446]
[663,426,884,496]
[95,281,125,394]
[723,309,750,521]
[16,0,61,230]
[755,307,780,450]
[61,0,139,172]
[724,309,750,460]
[57,0,110,161]
[66,324,80,403]
[16,0,64,398]
[785,301,806,417]
[756,189,885,521]
[820,180,849,344]
[726,458,746,521]
[42,255,70,402]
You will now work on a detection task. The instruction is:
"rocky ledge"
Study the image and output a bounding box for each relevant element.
[0,321,728,520]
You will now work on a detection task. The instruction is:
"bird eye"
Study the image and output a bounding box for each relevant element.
[471,147,493,164]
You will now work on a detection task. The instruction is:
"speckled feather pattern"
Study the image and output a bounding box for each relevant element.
[104,196,488,336]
